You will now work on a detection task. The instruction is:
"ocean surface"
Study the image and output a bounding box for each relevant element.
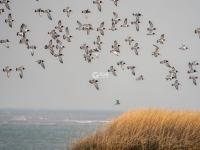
[0,110,122,150]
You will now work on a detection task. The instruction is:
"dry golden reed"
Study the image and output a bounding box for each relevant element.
[70,109,200,150]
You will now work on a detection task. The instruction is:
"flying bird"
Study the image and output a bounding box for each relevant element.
[171,80,180,90]
[160,60,171,68]
[44,9,52,20]
[55,20,64,32]
[0,8,4,15]
[63,6,72,17]
[83,53,94,63]
[82,24,93,35]
[45,39,55,55]
[127,66,136,76]
[195,27,200,38]
[93,0,102,12]
[187,62,198,74]
[131,13,142,32]
[89,79,99,90]
[63,27,72,42]
[111,0,119,6]
[93,35,103,50]
[19,36,29,45]
[109,21,117,31]
[125,36,134,45]
[165,67,178,81]
[189,76,198,86]
[0,39,9,48]
[112,12,121,24]
[169,67,178,80]
[17,24,30,36]
[152,44,160,57]
[117,61,126,70]
[108,66,117,76]
[131,43,140,55]
[3,66,12,78]
[136,75,144,81]
[35,9,52,20]
[131,20,140,32]
[54,53,64,64]
[147,20,156,35]
[36,60,45,69]
[81,9,91,18]
[0,0,10,10]
[35,8,44,16]
[157,34,166,44]
[115,99,120,105]
[56,39,65,52]
[48,29,60,40]
[76,20,83,31]
[27,43,37,56]
[16,66,25,79]
[110,40,120,56]
[112,40,120,49]
[97,22,106,36]
[121,18,129,28]
[5,13,14,28]
[179,44,189,51]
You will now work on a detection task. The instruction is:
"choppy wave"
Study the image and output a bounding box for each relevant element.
[63,119,110,124]
[11,116,27,121]
[0,110,121,125]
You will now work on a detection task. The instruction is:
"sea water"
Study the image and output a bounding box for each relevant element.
[0,110,121,150]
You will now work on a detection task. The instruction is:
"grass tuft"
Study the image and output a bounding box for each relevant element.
[70,109,200,150]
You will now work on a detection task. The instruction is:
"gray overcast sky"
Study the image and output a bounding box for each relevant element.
[0,0,200,110]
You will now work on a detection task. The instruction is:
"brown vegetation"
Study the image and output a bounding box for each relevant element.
[71,109,200,150]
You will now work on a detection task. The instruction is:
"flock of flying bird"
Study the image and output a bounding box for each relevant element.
[1,0,200,105]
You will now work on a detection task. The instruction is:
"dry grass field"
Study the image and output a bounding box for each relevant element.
[70,109,200,150]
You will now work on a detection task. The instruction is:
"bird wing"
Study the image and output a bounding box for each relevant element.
[77,20,82,27]
[49,39,53,46]
[97,3,101,12]
[113,12,118,18]
[30,49,34,56]
[86,29,90,35]
[131,70,136,76]
[161,34,165,39]
[134,49,138,55]
[134,43,138,47]
[5,2,10,10]
[149,20,153,28]
[97,36,100,42]
[114,40,118,46]
[58,56,63,63]
[114,0,118,6]
[41,62,45,69]
[8,13,12,19]
[46,12,52,20]
[100,22,104,28]
[112,70,117,76]
[153,44,159,50]
[94,83,99,90]
[8,21,12,28]
[65,27,69,35]
[58,20,62,26]
[100,29,104,36]
[111,21,115,28]
[18,69,23,78]
[135,22,139,31]
[188,63,193,70]
[20,24,25,32]
[124,18,127,24]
